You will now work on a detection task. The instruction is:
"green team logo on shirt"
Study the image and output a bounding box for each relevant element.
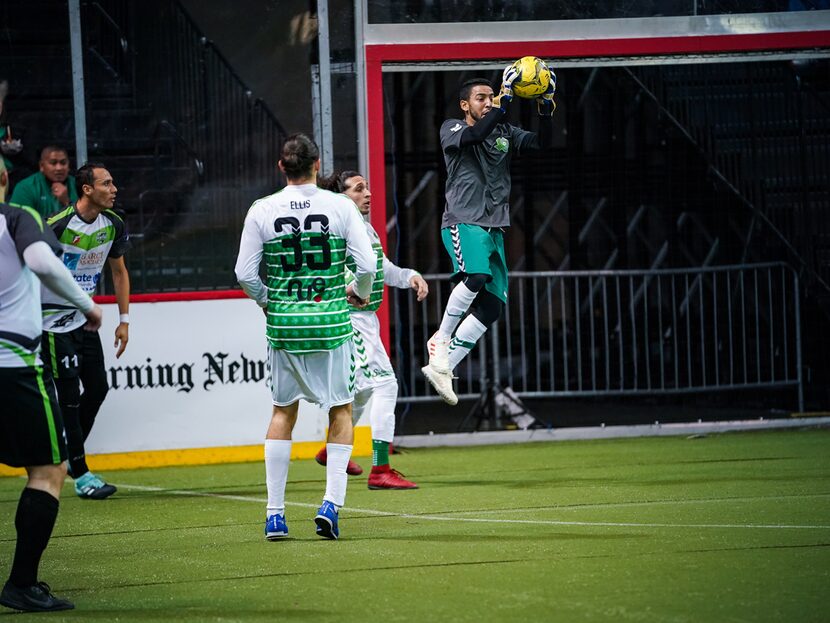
[495,137,509,153]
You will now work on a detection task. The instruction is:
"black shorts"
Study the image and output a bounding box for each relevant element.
[42,326,105,380]
[0,365,66,468]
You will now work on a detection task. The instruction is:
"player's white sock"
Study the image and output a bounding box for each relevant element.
[448,315,488,370]
[264,439,292,515]
[437,282,478,338]
[368,380,398,442]
[324,442,353,508]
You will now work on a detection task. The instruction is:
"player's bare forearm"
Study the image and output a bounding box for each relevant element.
[108,256,131,357]
[112,274,130,315]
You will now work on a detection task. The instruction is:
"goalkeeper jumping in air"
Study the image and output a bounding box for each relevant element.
[422,62,556,405]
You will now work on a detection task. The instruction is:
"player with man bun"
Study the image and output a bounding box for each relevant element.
[235,133,377,540]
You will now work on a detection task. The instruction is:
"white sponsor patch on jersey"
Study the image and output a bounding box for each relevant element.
[450,123,463,133]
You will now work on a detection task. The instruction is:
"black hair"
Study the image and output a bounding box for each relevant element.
[40,145,69,161]
[460,78,493,101]
[280,133,319,180]
[319,170,361,193]
[75,162,107,189]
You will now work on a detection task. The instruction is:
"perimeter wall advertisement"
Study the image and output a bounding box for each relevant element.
[85,297,366,457]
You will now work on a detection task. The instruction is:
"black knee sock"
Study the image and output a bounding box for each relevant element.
[8,488,60,588]
[62,404,89,478]
[78,397,103,442]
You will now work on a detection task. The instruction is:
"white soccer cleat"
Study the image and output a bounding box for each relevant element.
[427,332,452,374]
[422,365,458,406]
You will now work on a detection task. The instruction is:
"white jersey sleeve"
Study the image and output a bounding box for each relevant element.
[234,201,268,307]
[382,254,419,290]
[342,202,377,300]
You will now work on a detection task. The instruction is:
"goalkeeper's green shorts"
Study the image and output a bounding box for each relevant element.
[441,223,508,303]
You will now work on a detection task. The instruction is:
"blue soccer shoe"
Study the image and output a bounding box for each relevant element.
[265,513,288,540]
[314,500,339,540]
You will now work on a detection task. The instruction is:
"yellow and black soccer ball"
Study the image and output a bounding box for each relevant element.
[510,56,552,98]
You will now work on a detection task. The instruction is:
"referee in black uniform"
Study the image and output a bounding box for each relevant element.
[0,203,102,612]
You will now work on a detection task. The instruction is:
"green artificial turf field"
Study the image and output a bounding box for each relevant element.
[1,428,828,622]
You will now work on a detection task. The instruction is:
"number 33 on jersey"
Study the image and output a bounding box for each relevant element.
[234,183,377,354]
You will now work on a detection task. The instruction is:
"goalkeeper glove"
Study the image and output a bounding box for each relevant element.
[494,64,519,110]
[536,70,557,117]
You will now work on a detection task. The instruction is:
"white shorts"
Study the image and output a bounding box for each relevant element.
[351,311,396,392]
[268,340,355,411]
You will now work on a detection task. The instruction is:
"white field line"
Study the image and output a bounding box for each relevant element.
[448,492,830,514]
[116,483,830,531]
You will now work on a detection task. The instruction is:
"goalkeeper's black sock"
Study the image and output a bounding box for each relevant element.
[8,488,59,588]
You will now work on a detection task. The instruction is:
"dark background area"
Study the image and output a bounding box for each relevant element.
[1,0,827,429]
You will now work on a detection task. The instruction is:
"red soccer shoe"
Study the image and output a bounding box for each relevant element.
[314,446,364,476]
[367,465,419,490]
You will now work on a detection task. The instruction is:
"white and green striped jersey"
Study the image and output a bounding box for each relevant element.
[235,183,376,353]
[345,219,420,313]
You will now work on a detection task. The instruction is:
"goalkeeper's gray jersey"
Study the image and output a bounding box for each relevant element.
[439,118,537,229]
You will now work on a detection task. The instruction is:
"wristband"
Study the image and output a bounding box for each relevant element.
[119,314,130,324]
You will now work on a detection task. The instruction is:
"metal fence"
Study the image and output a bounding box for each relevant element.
[137,0,288,186]
[392,263,803,412]
[630,62,830,291]
[122,0,289,292]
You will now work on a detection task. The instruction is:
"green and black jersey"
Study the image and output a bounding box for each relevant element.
[41,205,130,333]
